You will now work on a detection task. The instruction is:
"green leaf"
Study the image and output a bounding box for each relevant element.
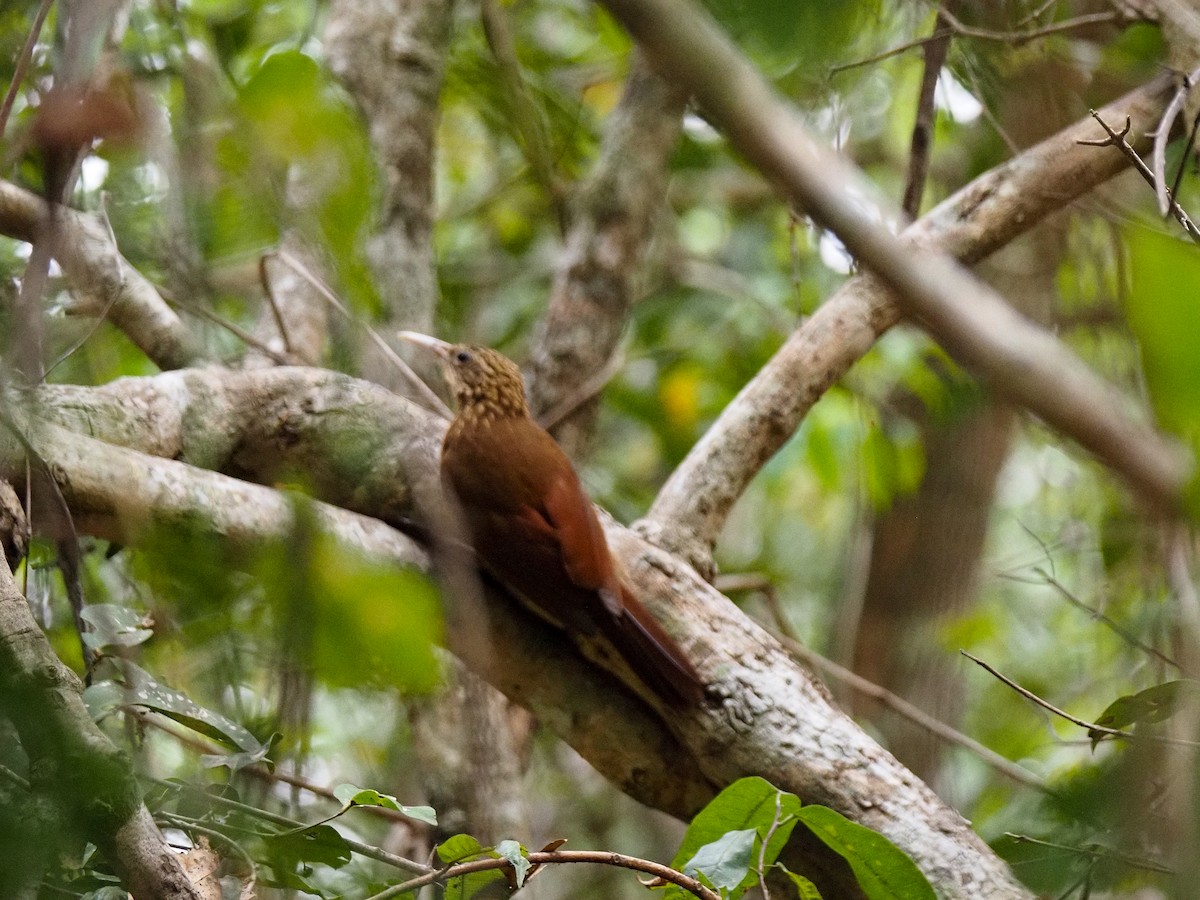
[437,835,507,899]
[669,777,802,899]
[332,783,438,825]
[1090,679,1200,747]
[779,865,825,899]
[683,828,756,894]
[199,733,278,772]
[84,662,266,761]
[496,839,530,887]
[79,604,154,651]
[257,504,445,693]
[1126,228,1200,515]
[796,806,935,900]
[265,823,352,870]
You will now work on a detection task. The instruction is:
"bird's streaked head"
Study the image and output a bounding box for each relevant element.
[398,332,529,419]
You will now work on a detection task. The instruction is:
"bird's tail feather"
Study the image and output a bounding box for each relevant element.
[608,583,704,705]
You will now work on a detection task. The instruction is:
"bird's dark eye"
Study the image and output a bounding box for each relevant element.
[455,349,472,364]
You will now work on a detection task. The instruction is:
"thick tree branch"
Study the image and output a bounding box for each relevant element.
[0,561,201,899]
[0,180,205,370]
[635,68,1182,574]
[16,367,1031,897]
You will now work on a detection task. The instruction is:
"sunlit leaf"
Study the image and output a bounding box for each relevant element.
[1125,227,1200,514]
[683,828,756,894]
[333,783,438,825]
[496,839,530,887]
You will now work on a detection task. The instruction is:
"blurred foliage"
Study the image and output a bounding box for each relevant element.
[0,0,1198,897]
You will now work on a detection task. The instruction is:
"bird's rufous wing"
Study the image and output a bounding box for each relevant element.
[541,471,624,616]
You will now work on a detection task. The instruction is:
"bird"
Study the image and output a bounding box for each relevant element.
[399,332,703,705]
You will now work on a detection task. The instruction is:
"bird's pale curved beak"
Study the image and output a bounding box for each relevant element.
[397,331,453,358]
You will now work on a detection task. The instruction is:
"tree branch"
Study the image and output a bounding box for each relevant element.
[16,367,1031,897]
[0,180,205,370]
[632,63,1181,575]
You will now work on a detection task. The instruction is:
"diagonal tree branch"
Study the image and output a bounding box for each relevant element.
[631,62,1182,575]
[13,367,1033,898]
[0,180,205,371]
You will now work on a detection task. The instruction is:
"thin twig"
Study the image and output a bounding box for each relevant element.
[1080,111,1200,244]
[1033,567,1180,671]
[366,849,722,900]
[830,9,1125,77]
[152,777,432,876]
[0,0,55,139]
[269,249,452,419]
[789,639,1047,789]
[43,196,130,381]
[719,572,1050,789]
[1152,66,1200,217]
[162,292,292,364]
[902,4,955,219]
[961,650,1200,747]
[258,254,294,355]
[938,7,1122,44]
[137,709,427,829]
[1004,832,1173,875]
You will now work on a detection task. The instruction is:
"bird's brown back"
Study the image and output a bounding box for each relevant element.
[412,340,703,703]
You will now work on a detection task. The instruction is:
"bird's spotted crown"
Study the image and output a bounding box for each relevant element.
[441,345,530,420]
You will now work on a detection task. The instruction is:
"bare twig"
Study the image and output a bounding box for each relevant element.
[938,7,1123,44]
[536,348,625,432]
[269,249,452,419]
[784,639,1047,790]
[366,849,722,900]
[1033,567,1179,671]
[1152,66,1200,217]
[1081,111,1200,243]
[1004,833,1173,875]
[0,0,54,139]
[830,8,1129,77]
[902,5,955,219]
[258,254,293,355]
[961,650,1200,747]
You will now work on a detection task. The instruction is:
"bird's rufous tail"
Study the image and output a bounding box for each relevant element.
[607,583,704,705]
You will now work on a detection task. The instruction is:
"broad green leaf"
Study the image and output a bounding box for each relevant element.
[438,834,487,864]
[797,806,935,900]
[1125,228,1200,515]
[683,828,756,894]
[264,823,352,870]
[437,835,507,899]
[496,839,530,887]
[333,783,438,825]
[85,662,265,758]
[669,777,801,899]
